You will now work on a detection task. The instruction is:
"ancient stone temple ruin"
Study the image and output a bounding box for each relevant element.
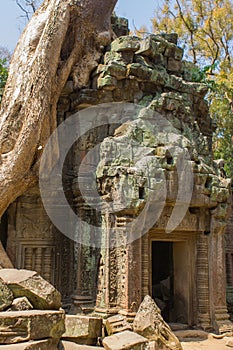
[1,18,232,333]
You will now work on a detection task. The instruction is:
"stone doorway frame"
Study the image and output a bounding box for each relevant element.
[145,231,198,327]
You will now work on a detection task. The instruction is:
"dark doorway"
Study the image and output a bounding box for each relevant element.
[0,212,8,249]
[152,241,174,321]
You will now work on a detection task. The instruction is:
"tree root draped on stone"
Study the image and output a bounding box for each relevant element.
[0,0,117,266]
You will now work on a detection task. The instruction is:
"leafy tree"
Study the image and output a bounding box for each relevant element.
[0,47,11,103]
[0,59,8,89]
[153,0,233,177]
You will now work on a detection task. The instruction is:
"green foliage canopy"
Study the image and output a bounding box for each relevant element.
[0,58,8,89]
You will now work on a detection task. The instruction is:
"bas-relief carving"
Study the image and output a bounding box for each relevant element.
[196,234,211,329]
[6,187,75,307]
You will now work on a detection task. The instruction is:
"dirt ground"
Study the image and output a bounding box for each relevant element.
[181,334,233,350]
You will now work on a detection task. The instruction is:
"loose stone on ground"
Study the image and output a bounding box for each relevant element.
[0,269,61,310]
[62,315,102,345]
[0,279,13,311]
[0,309,65,344]
[103,330,149,350]
[133,295,182,350]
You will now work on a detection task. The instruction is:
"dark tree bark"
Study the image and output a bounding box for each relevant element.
[0,0,117,266]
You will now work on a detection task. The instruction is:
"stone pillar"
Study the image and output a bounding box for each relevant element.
[71,145,101,313]
[95,214,142,318]
[226,253,233,284]
[141,232,149,298]
[226,253,233,302]
[119,236,142,319]
[196,233,211,330]
[71,185,100,313]
[71,242,96,313]
[95,213,120,314]
[210,230,231,332]
[209,208,232,333]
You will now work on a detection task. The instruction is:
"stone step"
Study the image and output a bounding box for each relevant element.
[105,315,132,335]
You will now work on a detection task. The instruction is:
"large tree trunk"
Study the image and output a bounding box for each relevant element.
[0,0,117,265]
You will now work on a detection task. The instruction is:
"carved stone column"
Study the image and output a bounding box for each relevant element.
[141,232,149,298]
[71,142,101,313]
[209,209,232,333]
[95,214,142,318]
[71,186,100,313]
[119,235,142,319]
[72,241,97,313]
[226,253,233,303]
[95,213,119,314]
[211,231,231,332]
[196,233,211,330]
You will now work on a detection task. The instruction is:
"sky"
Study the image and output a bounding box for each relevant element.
[0,0,160,51]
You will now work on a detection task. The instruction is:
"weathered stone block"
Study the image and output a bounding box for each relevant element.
[133,296,182,350]
[62,315,102,345]
[167,58,182,73]
[182,60,198,81]
[104,51,134,65]
[0,310,65,344]
[148,341,159,350]
[134,54,164,69]
[98,75,117,91]
[59,340,103,349]
[104,51,123,64]
[0,339,58,349]
[136,37,159,57]
[164,44,183,60]
[0,269,61,310]
[111,15,129,38]
[150,36,168,54]
[111,36,140,52]
[105,314,132,335]
[108,62,127,80]
[150,67,169,86]
[8,297,33,311]
[0,279,13,311]
[127,63,152,81]
[139,82,160,94]
[103,331,148,350]
[98,62,127,80]
[120,78,142,102]
[71,89,99,110]
[160,33,178,44]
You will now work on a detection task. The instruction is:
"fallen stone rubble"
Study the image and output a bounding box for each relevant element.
[0,268,185,349]
[0,269,232,350]
[0,268,64,349]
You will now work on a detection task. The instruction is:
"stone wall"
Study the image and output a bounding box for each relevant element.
[3,18,232,332]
